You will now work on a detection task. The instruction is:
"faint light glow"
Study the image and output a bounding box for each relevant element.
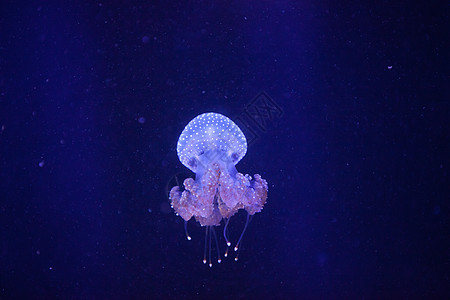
[142,36,150,43]
[433,205,440,215]
[39,160,45,167]
[317,252,327,267]
[148,208,152,213]
[138,117,146,124]
[387,65,393,70]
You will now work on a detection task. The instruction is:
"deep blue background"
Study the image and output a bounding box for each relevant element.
[1,0,448,298]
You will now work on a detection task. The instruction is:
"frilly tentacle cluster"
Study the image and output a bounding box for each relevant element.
[169,162,268,226]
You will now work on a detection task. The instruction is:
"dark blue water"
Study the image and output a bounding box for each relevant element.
[1,1,448,298]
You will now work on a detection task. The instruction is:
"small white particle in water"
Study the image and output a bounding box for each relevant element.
[387,65,393,70]
[138,117,146,124]
[49,266,53,270]
[36,250,40,255]
[39,160,45,167]
[201,90,206,94]
[148,208,152,213]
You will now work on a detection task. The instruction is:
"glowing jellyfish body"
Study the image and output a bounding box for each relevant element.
[169,112,268,265]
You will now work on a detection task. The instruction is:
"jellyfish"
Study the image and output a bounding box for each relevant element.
[169,112,268,266]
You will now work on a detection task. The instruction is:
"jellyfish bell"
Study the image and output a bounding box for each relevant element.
[169,112,268,266]
[176,112,247,174]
